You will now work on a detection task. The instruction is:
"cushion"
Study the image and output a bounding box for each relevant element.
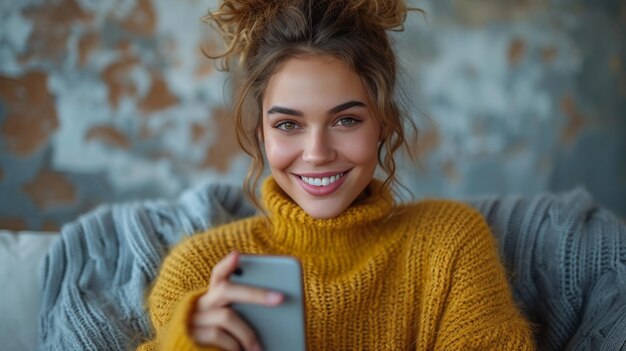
[0,231,59,351]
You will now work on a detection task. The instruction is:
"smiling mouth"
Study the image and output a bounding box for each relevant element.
[298,172,347,187]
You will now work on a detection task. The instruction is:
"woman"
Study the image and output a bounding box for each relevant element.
[138,0,535,350]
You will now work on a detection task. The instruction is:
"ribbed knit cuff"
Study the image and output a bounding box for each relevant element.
[160,288,220,351]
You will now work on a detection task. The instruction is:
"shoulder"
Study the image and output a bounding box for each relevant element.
[394,199,492,248]
[399,198,487,229]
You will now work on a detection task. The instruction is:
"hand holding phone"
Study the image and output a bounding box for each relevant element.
[191,252,285,351]
[229,254,307,351]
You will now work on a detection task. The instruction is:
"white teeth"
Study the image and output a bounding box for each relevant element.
[300,173,344,187]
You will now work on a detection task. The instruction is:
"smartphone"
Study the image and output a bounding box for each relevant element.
[229,254,307,351]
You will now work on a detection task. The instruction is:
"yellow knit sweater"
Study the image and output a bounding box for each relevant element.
[138,177,535,350]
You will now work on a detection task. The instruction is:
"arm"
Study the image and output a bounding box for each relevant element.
[137,238,216,351]
[433,208,536,350]
[137,241,280,351]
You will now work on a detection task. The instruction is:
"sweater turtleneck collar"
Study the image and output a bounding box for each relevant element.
[258,176,394,255]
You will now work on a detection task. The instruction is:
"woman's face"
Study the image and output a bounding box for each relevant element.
[262,55,381,219]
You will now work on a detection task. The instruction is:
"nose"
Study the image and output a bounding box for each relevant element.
[302,128,336,165]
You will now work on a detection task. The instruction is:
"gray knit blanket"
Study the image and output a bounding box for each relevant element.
[39,183,626,350]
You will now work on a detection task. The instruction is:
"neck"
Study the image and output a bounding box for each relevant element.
[258,177,394,255]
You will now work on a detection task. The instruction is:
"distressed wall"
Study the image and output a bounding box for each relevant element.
[0,0,624,231]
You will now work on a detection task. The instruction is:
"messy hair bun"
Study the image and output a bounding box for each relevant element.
[202,0,421,211]
[203,0,421,70]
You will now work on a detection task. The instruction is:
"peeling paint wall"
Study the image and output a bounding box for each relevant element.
[0,0,624,230]
[395,0,626,218]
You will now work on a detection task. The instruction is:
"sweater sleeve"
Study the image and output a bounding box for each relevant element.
[433,206,536,350]
[136,238,220,351]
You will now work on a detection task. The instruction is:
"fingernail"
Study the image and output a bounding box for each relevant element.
[266,292,283,304]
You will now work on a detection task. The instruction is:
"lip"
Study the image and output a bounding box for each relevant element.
[293,169,350,196]
[296,170,350,178]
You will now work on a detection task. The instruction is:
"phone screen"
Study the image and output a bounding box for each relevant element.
[229,255,307,351]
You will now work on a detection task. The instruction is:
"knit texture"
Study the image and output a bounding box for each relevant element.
[38,179,626,350]
[470,189,626,350]
[138,177,534,350]
[38,182,256,351]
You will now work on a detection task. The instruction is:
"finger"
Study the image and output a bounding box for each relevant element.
[192,307,261,351]
[191,326,241,351]
[210,251,240,286]
[199,281,284,309]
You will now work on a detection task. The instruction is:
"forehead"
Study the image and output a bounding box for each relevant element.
[263,55,368,109]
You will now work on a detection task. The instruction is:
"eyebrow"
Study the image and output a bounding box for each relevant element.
[266,100,366,117]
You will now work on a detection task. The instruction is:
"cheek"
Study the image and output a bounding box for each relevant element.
[264,134,298,171]
[337,129,380,165]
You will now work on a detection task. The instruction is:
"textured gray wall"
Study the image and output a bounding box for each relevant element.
[0,0,624,231]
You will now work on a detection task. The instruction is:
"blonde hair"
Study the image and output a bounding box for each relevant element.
[203,0,421,210]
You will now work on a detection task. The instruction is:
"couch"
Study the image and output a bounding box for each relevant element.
[1,182,625,350]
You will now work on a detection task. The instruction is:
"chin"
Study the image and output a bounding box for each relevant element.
[300,202,345,219]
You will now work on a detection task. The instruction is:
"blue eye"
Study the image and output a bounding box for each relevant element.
[275,121,298,131]
[335,117,360,127]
